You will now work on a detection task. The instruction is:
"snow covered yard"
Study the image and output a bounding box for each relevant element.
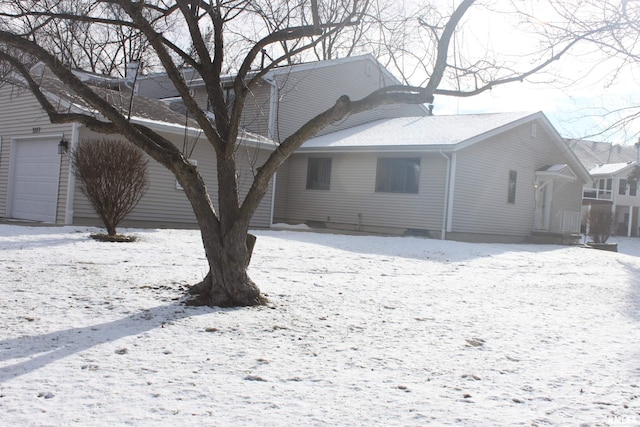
[0,225,639,426]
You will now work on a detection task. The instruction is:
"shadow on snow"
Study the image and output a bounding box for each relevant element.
[0,302,214,382]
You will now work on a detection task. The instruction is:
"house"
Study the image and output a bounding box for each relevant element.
[568,139,640,237]
[0,55,426,228]
[135,54,430,141]
[0,56,592,243]
[273,111,592,243]
[0,69,276,228]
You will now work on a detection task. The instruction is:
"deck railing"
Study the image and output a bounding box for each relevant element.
[582,188,612,200]
[557,210,582,234]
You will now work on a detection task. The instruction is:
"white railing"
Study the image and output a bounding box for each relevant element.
[582,188,612,200]
[556,210,582,234]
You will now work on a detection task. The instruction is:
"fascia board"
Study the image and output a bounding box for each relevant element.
[536,112,592,183]
[296,144,454,155]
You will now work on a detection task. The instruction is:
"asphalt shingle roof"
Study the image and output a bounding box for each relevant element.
[567,139,638,171]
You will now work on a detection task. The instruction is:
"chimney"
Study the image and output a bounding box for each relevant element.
[125,61,140,92]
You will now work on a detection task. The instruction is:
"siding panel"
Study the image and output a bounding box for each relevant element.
[73,129,273,228]
[279,152,447,234]
[272,59,426,142]
[0,84,73,223]
[451,122,578,237]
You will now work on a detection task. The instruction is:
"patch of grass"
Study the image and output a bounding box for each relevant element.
[89,233,138,243]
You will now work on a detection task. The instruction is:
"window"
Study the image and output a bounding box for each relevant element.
[375,158,420,194]
[306,158,332,190]
[508,170,517,204]
[619,178,628,196]
[631,179,638,196]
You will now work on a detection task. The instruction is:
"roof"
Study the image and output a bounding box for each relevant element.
[300,110,592,184]
[536,164,577,182]
[36,76,201,131]
[300,111,540,151]
[567,139,638,170]
[177,54,399,88]
[16,74,272,145]
[589,162,637,176]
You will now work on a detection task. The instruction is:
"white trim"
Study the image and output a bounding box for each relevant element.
[64,123,80,224]
[269,172,277,227]
[265,76,279,141]
[446,152,457,233]
[439,150,451,239]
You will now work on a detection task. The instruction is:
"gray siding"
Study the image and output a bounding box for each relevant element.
[190,80,272,137]
[73,129,274,228]
[548,180,583,233]
[278,152,447,234]
[0,84,73,224]
[451,122,576,237]
[135,69,200,100]
[271,58,427,142]
[186,57,429,144]
[273,160,291,222]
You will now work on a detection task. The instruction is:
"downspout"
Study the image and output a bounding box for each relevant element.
[446,152,457,236]
[439,149,452,240]
[269,173,277,228]
[64,123,80,225]
[264,75,279,141]
[265,74,279,228]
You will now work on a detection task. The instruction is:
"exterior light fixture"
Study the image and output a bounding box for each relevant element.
[58,137,68,155]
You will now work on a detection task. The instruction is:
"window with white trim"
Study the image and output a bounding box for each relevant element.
[375,158,420,194]
[508,170,517,204]
[306,158,332,190]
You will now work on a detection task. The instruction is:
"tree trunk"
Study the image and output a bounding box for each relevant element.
[177,149,265,308]
[187,229,264,307]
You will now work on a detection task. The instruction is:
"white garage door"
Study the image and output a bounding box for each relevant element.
[9,139,61,222]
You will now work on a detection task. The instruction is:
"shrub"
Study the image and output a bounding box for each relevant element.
[587,205,613,244]
[72,139,148,237]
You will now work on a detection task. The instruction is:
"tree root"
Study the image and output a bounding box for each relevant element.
[184,273,267,308]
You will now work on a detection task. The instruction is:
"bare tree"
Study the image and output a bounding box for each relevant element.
[72,139,149,238]
[3,0,165,76]
[506,0,640,142]
[0,0,602,307]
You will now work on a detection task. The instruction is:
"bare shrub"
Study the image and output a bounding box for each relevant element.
[587,205,613,244]
[72,139,148,237]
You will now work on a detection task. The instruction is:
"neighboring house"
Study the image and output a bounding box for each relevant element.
[273,111,591,243]
[0,69,275,228]
[568,139,640,237]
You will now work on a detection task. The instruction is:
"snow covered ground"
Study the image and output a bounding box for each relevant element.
[0,224,639,426]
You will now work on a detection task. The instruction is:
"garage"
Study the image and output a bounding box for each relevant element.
[8,138,61,222]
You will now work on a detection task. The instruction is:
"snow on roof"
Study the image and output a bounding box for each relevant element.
[567,139,638,170]
[300,111,539,151]
[589,162,637,176]
[539,164,569,173]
